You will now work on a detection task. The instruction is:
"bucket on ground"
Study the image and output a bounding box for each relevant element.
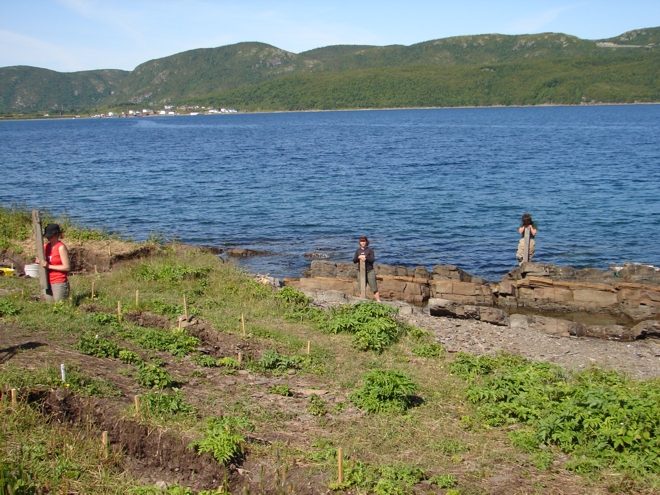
[24,264,40,278]
[0,268,14,277]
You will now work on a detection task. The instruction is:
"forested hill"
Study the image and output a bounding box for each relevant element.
[1,27,659,113]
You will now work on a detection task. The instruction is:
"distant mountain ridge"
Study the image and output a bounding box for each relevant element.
[1,27,659,112]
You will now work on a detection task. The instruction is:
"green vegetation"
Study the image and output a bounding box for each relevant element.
[349,369,418,414]
[195,51,660,111]
[452,352,660,476]
[2,28,659,113]
[189,416,254,464]
[4,215,660,493]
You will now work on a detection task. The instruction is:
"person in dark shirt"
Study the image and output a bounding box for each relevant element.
[353,235,381,302]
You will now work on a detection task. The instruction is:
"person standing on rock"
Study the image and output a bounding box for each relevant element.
[353,236,381,302]
[36,223,71,302]
[516,213,537,265]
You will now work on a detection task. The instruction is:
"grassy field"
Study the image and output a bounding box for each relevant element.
[1,206,659,494]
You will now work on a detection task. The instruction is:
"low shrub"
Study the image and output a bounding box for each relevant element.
[74,334,120,358]
[308,394,327,416]
[119,350,143,365]
[251,350,304,373]
[454,352,660,478]
[136,363,175,389]
[318,302,406,353]
[0,299,20,317]
[268,384,293,396]
[189,416,254,464]
[411,343,445,358]
[349,369,418,414]
[140,391,195,418]
[132,328,200,357]
[191,354,217,367]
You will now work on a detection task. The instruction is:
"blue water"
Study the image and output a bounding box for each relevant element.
[1,106,659,281]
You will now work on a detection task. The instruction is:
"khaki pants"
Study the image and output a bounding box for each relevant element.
[516,238,535,263]
[44,282,70,302]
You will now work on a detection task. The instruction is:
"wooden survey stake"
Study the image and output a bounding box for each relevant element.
[359,260,366,298]
[32,210,50,295]
[522,226,531,263]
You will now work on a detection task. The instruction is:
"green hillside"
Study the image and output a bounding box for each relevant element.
[599,26,660,46]
[190,51,660,110]
[0,66,128,113]
[0,27,659,113]
[104,42,320,106]
[298,33,603,72]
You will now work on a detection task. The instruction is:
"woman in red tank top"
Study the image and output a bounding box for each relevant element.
[37,223,71,301]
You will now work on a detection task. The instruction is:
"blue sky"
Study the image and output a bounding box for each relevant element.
[1,0,659,72]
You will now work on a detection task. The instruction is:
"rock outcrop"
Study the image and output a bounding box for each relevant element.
[286,260,660,341]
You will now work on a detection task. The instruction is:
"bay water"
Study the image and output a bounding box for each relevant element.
[1,105,659,281]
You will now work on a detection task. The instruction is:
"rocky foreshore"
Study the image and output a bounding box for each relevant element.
[285,259,660,342]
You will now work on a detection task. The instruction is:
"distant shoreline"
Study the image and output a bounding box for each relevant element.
[2,100,660,122]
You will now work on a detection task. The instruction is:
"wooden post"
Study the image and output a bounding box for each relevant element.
[94,264,98,274]
[307,341,311,355]
[134,395,140,415]
[359,260,366,298]
[32,210,50,296]
[11,389,17,407]
[337,447,344,485]
[135,290,139,307]
[178,319,182,331]
[91,281,95,300]
[522,226,531,263]
[101,431,108,457]
[237,352,242,364]
[241,314,246,336]
[117,301,121,323]
[183,294,188,319]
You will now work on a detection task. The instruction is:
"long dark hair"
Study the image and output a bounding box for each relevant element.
[521,213,533,226]
[359,236,370,246]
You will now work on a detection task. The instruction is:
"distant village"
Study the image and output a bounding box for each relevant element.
[70,105,238,119]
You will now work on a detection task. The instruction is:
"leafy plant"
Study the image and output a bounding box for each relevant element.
[119,350,143,365]
[268,384,293,396]
[136,363,175,389]
[74,334,120,358]
[318,302,405,353]
[275,286,311,307]
[308,394,327,416]
[131,328,200,357]
[350,370,418,414]
[411,343,445,358]
[454,352,660,478]
[140,391,195,418]
[216,357,241,369]
[191,353,217,367]
[429,473,457,488]
[189,416,254,464]
[88,311,117,325]
[251,350,304,373]
[0,299,20,317]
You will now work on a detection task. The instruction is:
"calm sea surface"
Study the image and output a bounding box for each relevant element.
[1,106,659,281]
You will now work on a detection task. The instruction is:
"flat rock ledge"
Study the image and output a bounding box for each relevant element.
[300,288,660,380]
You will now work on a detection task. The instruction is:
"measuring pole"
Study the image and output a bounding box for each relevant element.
[359,260,366,298]
[32,210,50,296]
[522,227,531,263]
